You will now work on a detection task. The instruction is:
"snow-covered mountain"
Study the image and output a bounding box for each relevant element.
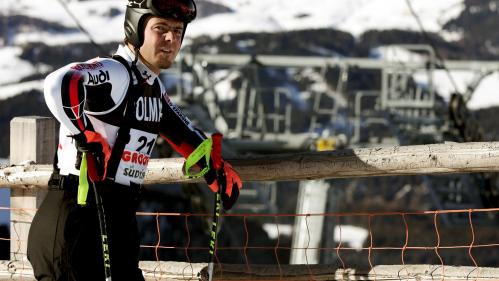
[191,0,464,39]
[3,0,464,44]
[1,0,499,110]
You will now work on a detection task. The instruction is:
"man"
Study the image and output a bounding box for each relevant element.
[27,0,242,280]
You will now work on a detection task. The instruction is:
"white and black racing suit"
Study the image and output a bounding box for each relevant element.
[27,45,207,281]
[45,44,206,185]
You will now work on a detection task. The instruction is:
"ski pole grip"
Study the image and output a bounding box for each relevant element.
[211,133,223,170]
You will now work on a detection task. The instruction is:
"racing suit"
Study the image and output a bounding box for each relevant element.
[27,45,208,281]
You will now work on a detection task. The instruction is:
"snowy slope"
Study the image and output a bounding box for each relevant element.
[4,0,464,44]
[413,70,499,110]
[194,0,464,39]
[5,0,125,45]
[0,47,38,85]
[2,0,499,110]
[377,45,499,110]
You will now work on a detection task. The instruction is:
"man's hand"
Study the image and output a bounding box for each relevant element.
[72,130,111,180]
[204,161,242,210]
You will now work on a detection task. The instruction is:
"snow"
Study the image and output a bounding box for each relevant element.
[0,80,44,101]
[374,46,499,110]
[188,12,282,38]
[0,47,38,85]
[412,69,499,110]
[468,72,499,110]
[371,45,426,62]
[339,0,463,37]
[262,223,293,239]
[334,225,368,251]
[15,32,100,46]
[6,0,125,45]
[202,0,464,38]
[413,70,470,98]
[212,70,239,101]
[3,0,499,109]
[4,0,465,43]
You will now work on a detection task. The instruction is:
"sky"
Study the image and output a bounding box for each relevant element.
[1,0,499,109]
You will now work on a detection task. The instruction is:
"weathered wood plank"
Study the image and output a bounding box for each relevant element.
[2,142,499,188]
[1,261,498,281]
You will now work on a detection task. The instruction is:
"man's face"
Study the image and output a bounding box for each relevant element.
[140,16,184,74]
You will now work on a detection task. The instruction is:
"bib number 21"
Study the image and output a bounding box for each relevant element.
[137,136,155,154]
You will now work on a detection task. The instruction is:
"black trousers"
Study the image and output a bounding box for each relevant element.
[27,179,145,281]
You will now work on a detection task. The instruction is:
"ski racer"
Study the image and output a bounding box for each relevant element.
[27,0,242,280]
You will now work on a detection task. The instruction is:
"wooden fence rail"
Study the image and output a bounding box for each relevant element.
[3,262,499,281]
[3,141,499,188]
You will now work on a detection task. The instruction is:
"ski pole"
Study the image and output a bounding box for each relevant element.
[92,180,112,281]
[85,153,113,281]
[208,133,224,281]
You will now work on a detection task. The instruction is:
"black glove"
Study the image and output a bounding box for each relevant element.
[73,131,104,154]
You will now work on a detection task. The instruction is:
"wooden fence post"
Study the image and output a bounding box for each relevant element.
[9,116,57,262]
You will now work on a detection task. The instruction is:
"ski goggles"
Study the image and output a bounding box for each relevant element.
[148,0,197,23]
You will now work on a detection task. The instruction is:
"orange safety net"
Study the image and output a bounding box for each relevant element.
[3,206,499,280]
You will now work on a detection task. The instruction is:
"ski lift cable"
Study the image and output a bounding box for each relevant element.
[55,0,108,54]
[405,1,488,142]
[405,0,461,95]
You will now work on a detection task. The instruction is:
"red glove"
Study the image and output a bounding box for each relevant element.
[73,130,111,181]
[205,161,243,210]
